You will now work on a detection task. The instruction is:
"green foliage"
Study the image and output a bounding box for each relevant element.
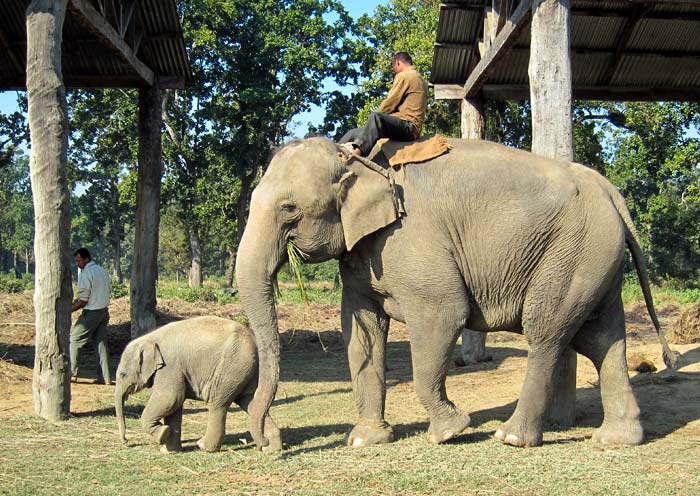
[0,273,33,293]
[603,102,700,283]
[110,279,128,300]
[621,275,700,307]
[156,280,239,304]
[67,89,139,282]
[160,0,357,285]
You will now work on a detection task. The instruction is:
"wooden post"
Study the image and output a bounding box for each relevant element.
[27,0,72,421]
[457,94,491,366]
[461,96,485,140]
[529,0,576,427]
[130,83,162,338]
[529,0,574,160]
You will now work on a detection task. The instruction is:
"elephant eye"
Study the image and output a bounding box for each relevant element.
[281,202,297,213]
[280,202,301,222]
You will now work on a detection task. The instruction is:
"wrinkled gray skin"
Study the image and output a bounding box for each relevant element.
[236,137,677,449]
[115,316,282,453]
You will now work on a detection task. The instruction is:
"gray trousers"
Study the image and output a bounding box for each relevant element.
[70,308,111,383]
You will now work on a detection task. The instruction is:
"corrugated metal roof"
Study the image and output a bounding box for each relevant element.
[0,0,190,89]
[432,0,700,101]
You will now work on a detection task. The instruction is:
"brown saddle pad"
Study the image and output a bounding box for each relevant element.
[375,135,451,167]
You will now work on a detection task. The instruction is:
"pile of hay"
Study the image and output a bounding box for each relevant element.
[667,304,700,344]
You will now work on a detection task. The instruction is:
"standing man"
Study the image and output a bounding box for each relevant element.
[70,248,112,385]
[340,52,428,157]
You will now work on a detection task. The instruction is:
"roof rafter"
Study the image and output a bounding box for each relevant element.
[68,0,155,87]
[461,0,532,99]
[601,3,654,85]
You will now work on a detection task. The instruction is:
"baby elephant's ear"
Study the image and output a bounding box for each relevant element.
[139,342,166,381]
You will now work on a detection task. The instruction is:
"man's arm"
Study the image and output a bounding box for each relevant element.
[377,74,408,114]
[72,299,88,313]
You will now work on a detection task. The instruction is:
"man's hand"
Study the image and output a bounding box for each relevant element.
[71,299,88,313]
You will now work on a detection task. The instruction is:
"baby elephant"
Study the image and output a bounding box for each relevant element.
[115,316,281,453]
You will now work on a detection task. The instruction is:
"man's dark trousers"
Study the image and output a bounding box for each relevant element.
[340,112,415,157]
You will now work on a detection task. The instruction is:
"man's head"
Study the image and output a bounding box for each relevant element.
[73,248,91,270]
[392,52,413,74]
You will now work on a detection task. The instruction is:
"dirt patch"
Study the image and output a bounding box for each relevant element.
[668,304,700,344]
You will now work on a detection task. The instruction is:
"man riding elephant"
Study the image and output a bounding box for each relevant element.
[340,51,428,157]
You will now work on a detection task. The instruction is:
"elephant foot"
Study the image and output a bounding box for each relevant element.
[346,420,394,447]
[159,443,182,454]
[152,425,171,445]
[197,437,222,453]
[495,416,543,447]
[592,420,643,446]
[455,354,493,367]
[262,432,283,453]
[427,411,471,444]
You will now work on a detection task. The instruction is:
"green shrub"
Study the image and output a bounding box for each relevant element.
[110,280,128,299]
[156,283,238,304]
[0,273,33,293]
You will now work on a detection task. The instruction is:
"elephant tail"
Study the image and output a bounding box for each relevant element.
[611,190,681,371]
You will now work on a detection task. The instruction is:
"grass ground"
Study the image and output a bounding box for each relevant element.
[1,286,699,495]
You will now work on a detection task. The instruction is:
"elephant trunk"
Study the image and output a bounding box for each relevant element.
[235,215,284,449]
[115,384,128,444]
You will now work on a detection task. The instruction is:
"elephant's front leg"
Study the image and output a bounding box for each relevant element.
[342,290,393,447]
[141,379,185,453]
[408,306,471,444]
[197,405,227,452]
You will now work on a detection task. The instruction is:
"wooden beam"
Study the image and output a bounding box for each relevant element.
[462,0,532,98]
[0,29,24,77]
[481,84,700,102]
[602,3,654,85]
[68,0,155,87]
[572,8,700,21]
[434,84,465,99]
[439,2,483,11]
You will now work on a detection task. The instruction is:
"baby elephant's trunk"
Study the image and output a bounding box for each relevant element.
[115,386,128,443]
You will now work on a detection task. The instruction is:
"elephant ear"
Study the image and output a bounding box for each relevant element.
[337,154,400,251]
[138,342,166,382]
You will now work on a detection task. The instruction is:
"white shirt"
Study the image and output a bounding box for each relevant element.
[77,261,111,310]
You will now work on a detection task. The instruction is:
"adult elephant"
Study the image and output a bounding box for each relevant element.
[236,137,678,449]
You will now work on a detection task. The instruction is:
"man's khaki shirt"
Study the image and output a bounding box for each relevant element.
[377,67,428,139]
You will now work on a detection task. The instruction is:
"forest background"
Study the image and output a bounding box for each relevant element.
[1,0,699,297]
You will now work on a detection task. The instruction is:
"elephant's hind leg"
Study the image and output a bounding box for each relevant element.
[497,266,595,447]
[571,291,643,445]
[197,405,227,452]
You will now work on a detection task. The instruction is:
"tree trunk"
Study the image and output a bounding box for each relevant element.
[188,228,203,287]
[110,176,123,284]
[130,84,162,339]
[13,251,19,278]
[27,0,72,421]
[224,246,236,288]
[25,250,31,275]
[529,0,576,428]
